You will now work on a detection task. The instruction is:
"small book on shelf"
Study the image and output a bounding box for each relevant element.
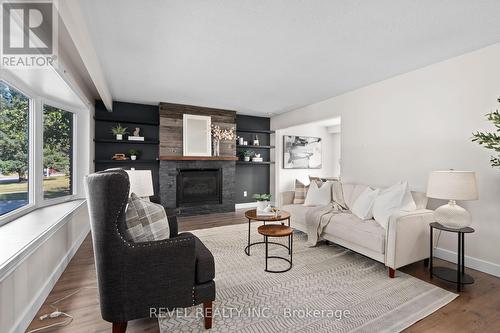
[128,136,145,141]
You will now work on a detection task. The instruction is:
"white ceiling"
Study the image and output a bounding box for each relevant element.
[79,0,500,116]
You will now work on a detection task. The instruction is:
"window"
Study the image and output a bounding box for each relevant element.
[0,81,31,216]
[43,105,74,199]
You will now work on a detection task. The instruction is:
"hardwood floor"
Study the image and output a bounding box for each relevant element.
[26,210,500,333]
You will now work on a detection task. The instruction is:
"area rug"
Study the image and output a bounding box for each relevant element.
[159,223,457,332]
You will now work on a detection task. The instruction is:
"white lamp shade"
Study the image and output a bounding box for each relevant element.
[426,170,478,201]
[125,170,154,197]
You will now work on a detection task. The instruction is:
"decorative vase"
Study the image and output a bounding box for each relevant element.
[256,200,269,211]
[116,134,123,140]
[244,156,250,162]
[131,155,137,160]
[213,140,220,156]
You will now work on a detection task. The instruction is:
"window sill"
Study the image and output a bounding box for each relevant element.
[0,199,87,281]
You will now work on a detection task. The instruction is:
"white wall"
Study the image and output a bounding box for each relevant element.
[271,43,500,276]
[276,122,341,196]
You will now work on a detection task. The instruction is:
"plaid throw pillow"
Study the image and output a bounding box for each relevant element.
[125,193,170,242]
[293,179,309,204]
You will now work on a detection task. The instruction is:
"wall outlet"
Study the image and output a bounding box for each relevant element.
[243,191,247,197]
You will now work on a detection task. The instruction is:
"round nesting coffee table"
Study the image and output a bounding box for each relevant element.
[244,209,291,256]
[258,224,293,273]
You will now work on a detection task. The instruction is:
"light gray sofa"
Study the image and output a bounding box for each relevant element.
[281,183,433,277]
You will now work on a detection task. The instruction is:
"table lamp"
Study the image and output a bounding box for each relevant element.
[125,170,154,198]
[426,170,478,229]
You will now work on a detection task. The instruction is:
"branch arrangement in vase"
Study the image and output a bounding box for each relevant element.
[472,97,500,168]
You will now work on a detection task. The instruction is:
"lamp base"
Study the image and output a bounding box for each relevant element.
[433,200,471,229]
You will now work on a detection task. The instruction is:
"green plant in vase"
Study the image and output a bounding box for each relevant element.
[110,124,128,140]
[254,193,272,212]
[128,148,141,160]
[239,150,253,162]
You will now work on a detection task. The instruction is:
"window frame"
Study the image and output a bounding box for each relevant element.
[0,77,82,226]
[40,100,78,206]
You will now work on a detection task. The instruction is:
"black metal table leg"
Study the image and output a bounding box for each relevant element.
[457,232,461,292]
[461,232,465,276]
[247,218,251,256]
[430,225,433,278]
[265,235,268,271]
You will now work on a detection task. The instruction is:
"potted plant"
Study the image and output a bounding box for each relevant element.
[240,150,253,162]
[111,124,128,140]
[128,148,141,160]
[254,193,272,211]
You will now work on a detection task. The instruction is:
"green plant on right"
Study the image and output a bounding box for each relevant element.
[110,123,128,135]
[472,97,500,168]
[253,193,272,201]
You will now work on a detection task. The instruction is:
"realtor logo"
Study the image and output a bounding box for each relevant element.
[1,0,58,67]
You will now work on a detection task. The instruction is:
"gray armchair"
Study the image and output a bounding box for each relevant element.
[84,169,215,333]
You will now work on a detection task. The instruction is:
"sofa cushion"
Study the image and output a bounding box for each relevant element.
[373,181,416,229]
[293,179,308,204]
[304,181,332,206]
[323,213,386,254]
[343,184,370,210]
[351,187,380,220]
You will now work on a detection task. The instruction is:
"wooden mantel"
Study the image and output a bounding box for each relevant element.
[159,156,238,161]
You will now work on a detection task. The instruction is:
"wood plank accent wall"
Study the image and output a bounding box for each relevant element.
[159,102,237,157]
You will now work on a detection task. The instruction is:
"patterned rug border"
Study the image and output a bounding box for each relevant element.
[161,223,459,332]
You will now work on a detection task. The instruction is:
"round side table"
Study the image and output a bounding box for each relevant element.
[244,209,291,256]
[430,222,474,292]
[258,224,293,273]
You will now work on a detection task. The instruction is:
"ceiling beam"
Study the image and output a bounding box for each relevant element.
[57,0,113,111]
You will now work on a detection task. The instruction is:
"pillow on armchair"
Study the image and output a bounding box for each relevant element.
[125,193,170,242]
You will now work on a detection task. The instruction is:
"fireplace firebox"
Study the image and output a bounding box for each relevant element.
[176,168,222,207]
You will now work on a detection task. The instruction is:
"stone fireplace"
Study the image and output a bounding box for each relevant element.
[176,168,222,207]
[159,158,236,216]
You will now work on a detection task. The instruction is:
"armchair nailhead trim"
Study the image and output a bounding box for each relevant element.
[192,287,195,305]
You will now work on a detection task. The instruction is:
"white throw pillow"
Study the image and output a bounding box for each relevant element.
[304,180,332,206]
[373,181,416,229]
[351,187,380,220]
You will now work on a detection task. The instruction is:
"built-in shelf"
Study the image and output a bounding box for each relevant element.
[236,161,274,165]
[236,128,275,134]
[236,145,275,149]
[94,117,159,126]
[94,159,158,164]
[159,156,238,161]
[94,139,160,145]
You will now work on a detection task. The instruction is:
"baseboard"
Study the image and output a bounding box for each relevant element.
[11,224,91,333]
[235,202,257,209]
[235,201,276,210]
[434,247,500,278]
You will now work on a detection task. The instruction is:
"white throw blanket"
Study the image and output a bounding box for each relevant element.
[305,202,346,246]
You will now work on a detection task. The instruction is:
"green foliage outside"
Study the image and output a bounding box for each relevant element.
[0,82,72,182]
[0,82,29,180]
[472,97,500,168]
[43,105,72,175]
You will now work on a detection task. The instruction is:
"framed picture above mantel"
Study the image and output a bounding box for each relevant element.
[283,135,322,169]
[183,114,212,156]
